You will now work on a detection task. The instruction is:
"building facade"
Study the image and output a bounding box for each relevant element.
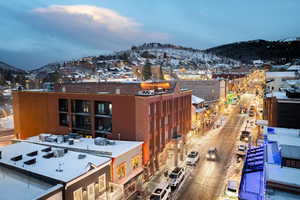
[13,81,192,176]
[263,90,300,129]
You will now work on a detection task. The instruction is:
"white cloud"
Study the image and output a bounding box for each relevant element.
[32,5,169,50]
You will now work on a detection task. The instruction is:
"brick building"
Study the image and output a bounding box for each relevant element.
[13,81,192,176]
[264,89,300,129]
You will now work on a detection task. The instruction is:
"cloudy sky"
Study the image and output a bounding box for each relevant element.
[0,0,299,69]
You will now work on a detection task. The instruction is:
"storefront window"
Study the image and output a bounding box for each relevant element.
[131,155,141,170]
[117,162,126,179]
[99,174,106,193]
[73,188,83,200]
[87,183,95,200]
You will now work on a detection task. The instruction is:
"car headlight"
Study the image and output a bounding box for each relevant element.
[206,154,210,158]
[211,155,215,159]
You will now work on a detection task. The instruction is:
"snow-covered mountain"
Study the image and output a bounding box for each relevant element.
[31,43,241,78]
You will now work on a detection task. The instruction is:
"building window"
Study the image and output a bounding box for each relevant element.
[73,188,83,200]
[72,115,91,130]
[95,101,112,115]
[87,183,95,200]
[59,99,68,112]
[59,113,69,126]
[95,117,112,133]
[99,174,106,193]
[117,162,126,179]
[131,155,141,170]
[72,100,91,113]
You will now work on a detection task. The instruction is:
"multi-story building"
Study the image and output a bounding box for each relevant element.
[12,81,192,176]
[239,126,300,200]
[264,88,300,129]
[265,71,297,92]
[25,134,144,200]
[0,142,111,200]
[179,80,227,103]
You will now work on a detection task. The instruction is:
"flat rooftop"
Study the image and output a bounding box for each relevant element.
[0,165,62,200]
[26,134,143,158]
[266,163,300,189]
[266,71,296,79]
[0,142,111,183]
[264,126,300,147]
[265,91,288,99]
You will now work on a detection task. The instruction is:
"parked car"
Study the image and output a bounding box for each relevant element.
[225,180,238,197]
[186,151,200,166]
[249,111,255,117]
[150,183,171,200]
[237,144,247,153]
[240,131,250,142]
[206,147,217,161]
[168,167,185,189]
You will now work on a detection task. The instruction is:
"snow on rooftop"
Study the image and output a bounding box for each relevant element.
[0,165,61,200]
[287,65,300,71]
[0,115,14,129]
[266,71,296,79]
[0,142,111,183]
[27,135,143,158]
[264,126,300,147]
[265,91,288,99]
[192,95,205,104]
[266,163,300,188]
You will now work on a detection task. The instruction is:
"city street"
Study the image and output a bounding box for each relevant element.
[179,95,252,200]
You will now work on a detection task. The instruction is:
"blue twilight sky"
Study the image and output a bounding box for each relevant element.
[0,0,299,69]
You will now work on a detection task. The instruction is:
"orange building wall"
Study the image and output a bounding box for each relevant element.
[12,91,136,140]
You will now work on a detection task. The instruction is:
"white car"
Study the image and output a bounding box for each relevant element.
[225,180,238,197]
[186,151,200,166]
[168,167,185,189]
[150,183,171,200]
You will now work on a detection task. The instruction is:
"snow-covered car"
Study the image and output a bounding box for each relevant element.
[168,167,185,189]
[186,151,200,166]
[237,144,247,153]
[225,180,238,197]
[206,147,217,161]
[149,183,171,200]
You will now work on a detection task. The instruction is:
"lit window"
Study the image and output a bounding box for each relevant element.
[117,162,126,179]
[73,188,83,200]
[99,174,106,193]
[87,183,95,200]
[131,155,141,170]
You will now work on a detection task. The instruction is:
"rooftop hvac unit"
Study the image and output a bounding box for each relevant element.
[24,158,36,165]
[26,151,38,157]
[45,135,57,143]
[11,155,22,162]
[43,152,54,159]
[94,138,116,146]
[69,133,81,139]
[39,134,51,142]
[54,149,65,158]
[137,90,155,96]
[78,154,86,159]
[107,140,116,145]
[41,147,52,152]
[57,135,64,144]
[68,139,74,145]
[94,137,108,146]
